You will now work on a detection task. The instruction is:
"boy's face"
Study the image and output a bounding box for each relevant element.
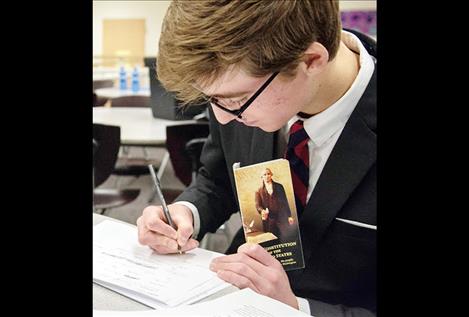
[201,66,311,132]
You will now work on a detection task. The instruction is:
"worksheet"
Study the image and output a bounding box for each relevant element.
[93,220,231,308]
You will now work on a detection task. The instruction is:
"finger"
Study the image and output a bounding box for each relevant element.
[136,216,148,245]
[238,243,282,268]
[151,238,199,254]
[174,220,194,246]
[211,252,266,274]
[147,233,179,250]
[150,244,176,254]
[211,254,280,297]
[179,238,199,252]
[138,216,157,246]
[216,269,260,293]
[144,209,178,239]
[211,261,264,291]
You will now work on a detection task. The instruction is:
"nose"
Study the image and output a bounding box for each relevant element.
[211,104,238,125]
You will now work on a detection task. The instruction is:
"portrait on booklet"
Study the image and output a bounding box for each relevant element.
[233,159,304,271]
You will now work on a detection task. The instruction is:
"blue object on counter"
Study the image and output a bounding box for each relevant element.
[119,66,127,90]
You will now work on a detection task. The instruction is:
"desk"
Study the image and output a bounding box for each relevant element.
[93,213,238,311]
[95,87,151,99]
[93,107,195,146]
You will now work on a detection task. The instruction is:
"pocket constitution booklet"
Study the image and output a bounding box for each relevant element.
[233,159,305,271]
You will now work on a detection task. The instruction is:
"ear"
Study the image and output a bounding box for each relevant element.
[299,42,329,76]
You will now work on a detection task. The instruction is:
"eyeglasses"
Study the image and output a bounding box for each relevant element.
[209,71,279,119]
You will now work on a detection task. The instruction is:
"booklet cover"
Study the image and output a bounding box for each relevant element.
[233,159,305,271]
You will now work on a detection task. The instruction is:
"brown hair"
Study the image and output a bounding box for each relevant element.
[157,0,342,105]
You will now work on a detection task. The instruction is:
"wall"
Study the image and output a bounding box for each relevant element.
[93,0,170,57]
[340,0,376,11]
[340,1,377,38]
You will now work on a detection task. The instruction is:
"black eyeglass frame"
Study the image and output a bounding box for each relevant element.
[209,71,279,119]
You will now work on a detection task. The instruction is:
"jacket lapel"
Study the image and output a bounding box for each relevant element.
[299,98,376,266]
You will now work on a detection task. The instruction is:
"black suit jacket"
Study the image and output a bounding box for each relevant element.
[176,30,376,316]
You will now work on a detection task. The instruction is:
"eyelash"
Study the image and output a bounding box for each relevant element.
[228,97,247,106]
[206,95,248,109]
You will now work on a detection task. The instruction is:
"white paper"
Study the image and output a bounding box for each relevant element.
[93,288,310,317]
[93,220,230,308]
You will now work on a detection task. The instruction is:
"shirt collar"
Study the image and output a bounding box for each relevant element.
[287,30,375,147]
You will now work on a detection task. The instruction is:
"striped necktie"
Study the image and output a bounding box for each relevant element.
[285,120,309,216]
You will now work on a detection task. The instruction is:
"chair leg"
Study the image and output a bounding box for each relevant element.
[157,151,170,180]
[122,145,130,155]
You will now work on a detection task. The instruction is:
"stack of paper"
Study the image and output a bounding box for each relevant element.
[93,288,309,316]
[93,220,231,308]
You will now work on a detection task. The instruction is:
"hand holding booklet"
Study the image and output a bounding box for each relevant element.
[93,220,231,308]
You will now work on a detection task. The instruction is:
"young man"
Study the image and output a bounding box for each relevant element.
[137,1,376,316]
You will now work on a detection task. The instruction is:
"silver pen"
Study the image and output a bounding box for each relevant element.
[148,164,183,254]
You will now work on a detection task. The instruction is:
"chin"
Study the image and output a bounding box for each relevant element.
[256,122,284,133]
[258,126,277,132]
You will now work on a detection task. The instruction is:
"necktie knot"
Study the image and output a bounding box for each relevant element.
[287,120,309,149]
[289,120,304,135]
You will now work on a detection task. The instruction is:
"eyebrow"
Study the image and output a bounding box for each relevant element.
[211,90,251,99]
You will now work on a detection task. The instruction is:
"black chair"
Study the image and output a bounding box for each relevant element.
[93,79,114,107]
[93,92,109,107]
[146,122,209,204]
[144,57,206,120]
[166,122,210,187]
[184,137,208,185]
[93,123,140,213]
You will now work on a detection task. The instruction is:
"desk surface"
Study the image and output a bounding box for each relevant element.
[95,87,151,98]
[93,213,238,311]
[93,107,196,146]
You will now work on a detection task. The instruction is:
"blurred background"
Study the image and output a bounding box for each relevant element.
[92,0,376,86]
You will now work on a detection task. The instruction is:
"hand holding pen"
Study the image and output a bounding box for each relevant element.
[136,165,199,254]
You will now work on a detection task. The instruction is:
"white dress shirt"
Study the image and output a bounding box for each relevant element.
[174,30,375,315]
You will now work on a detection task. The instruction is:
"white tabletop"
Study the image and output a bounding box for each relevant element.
[93,107,195,146]
[95,87,151,98]
[93,213,238,311]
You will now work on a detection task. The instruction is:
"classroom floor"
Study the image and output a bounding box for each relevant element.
[94,146,241,253]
